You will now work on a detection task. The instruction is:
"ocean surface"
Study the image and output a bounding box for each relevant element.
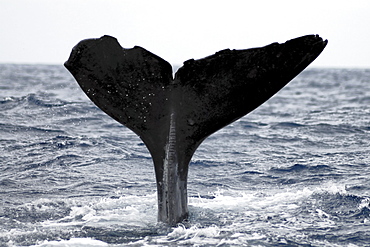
[0,64,369,246]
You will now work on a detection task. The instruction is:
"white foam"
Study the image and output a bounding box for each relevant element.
[358,197,370,210]
[189,186,313,213]
[15,181,361,246]
[33,238,108,247]
[41,193,158,229]
[154,224,222,246]
[190,181,351,214]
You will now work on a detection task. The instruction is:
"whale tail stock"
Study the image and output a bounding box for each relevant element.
[64,35,327,225]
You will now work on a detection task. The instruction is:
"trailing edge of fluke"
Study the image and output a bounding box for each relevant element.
[64,34,327,225]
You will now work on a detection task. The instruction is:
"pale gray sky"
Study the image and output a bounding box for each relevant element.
[1,0,369,68]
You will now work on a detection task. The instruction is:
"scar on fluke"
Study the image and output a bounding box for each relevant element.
[65,35,327,225]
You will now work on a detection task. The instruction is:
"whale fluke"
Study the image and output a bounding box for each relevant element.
[64,35,327,225]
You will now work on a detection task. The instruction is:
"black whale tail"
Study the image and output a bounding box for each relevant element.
[64,35,327,225]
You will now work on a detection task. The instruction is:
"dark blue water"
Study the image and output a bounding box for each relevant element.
[0,64,370,246]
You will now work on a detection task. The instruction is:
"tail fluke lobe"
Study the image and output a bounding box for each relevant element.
[65,34,327,224]
[173,35,327,148]
[64,35,173,142]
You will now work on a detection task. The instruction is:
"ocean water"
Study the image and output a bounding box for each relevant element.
[0,64,370,246]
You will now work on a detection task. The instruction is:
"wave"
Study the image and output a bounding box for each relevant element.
[270,163,333,173]
[0,122,65,134]
[0,93,70,109]
[273,122,306,128]
[1,182,369,246]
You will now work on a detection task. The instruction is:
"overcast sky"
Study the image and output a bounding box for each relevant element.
[1,0,369,68]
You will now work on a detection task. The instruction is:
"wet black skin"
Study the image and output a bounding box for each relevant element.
[65,35,327,225]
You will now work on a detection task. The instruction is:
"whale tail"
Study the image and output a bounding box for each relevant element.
[65,35,327,225]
